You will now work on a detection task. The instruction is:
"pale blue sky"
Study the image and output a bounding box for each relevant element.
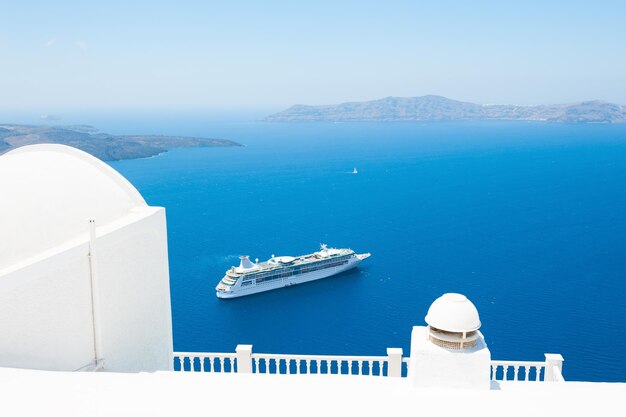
[1,1,625,114]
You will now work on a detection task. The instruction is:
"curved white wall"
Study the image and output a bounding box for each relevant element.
[0,145,173,372]
[0,144,146,270]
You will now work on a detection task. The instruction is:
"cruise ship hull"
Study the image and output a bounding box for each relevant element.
[216,254,368,299]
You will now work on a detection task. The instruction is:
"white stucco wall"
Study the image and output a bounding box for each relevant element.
[96,207,173,372]
[0,208,173,371]
[0,242,95,371]
[0,145,173,372]
[408,326,492,390]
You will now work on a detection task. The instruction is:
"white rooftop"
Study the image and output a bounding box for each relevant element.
[1,367,624,417]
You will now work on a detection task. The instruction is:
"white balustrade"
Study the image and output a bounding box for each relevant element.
[251,353,390,376]
[173,352,236,373]
[490,360,546,382]
[174,346,563,382]
[544,354,565,382]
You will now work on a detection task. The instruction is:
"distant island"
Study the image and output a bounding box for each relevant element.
[0,124,242,161]
[265,95,626,123]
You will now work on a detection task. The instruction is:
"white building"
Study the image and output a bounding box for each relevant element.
[0,144,172,372]
[0,144,624,416]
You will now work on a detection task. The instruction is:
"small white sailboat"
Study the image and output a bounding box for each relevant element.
[352,167,358,174]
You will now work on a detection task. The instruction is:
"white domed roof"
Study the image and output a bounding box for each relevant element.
[0,144,147,270]
[424,293,481,332]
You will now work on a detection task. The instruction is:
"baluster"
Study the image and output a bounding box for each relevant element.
[218,357,224,373]
[536,366,541,381]
[378,361,384,376]
[491,365,496,381]
[369,360,374,376]
[358,360,363,376]
[287,359,291,375]
[305,359,311,374]
[514,365,520,381]
[199,357,205,372]
[273,358,278,374]
[231,358,236,373]
[326,360,332,375]
[524,365,529,381]
[316,360,321,374]
[180,357,186,372]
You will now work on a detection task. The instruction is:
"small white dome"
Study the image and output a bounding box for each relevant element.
[425,293,481,333]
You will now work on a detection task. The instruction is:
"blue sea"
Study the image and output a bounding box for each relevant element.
[107,120,626,382]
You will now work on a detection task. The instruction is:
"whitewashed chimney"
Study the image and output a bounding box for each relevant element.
[408,293,491,389]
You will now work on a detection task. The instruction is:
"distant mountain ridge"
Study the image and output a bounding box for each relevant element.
[266,95,626,123]
[0,124,242,161]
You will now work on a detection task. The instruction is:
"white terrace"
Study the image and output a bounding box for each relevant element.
[0,145,623,417]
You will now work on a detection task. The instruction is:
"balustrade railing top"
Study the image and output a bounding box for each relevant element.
[173,347,564,382]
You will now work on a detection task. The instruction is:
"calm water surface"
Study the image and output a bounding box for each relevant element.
[109,121,626,382]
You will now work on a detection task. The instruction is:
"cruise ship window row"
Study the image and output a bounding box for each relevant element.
[253,260,349,284]
[241,255,351,283]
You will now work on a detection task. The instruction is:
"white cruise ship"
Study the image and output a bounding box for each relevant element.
[216,244,371,298]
